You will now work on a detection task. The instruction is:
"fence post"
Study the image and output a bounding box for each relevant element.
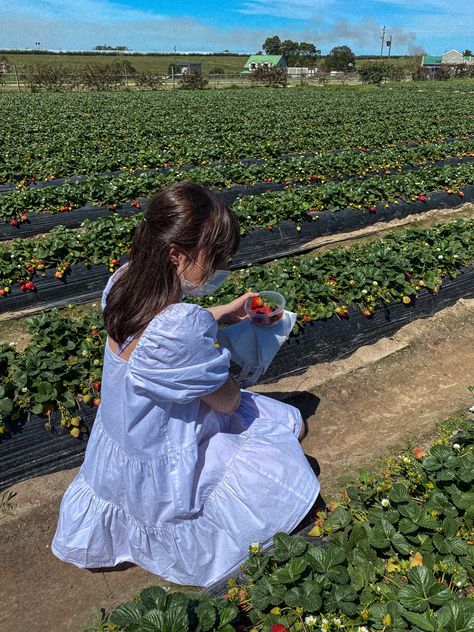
[13,65,21,91]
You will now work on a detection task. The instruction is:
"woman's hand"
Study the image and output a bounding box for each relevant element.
[207,291,258,324]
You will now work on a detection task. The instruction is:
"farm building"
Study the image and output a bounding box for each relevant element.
[422,49,473,77]
[174,62,202,75]
[241,54,287,75]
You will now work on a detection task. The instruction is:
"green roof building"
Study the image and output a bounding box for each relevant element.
[422,50,473,67]
[241,54,287,75]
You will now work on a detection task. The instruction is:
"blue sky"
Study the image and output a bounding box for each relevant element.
[1,0,472,55]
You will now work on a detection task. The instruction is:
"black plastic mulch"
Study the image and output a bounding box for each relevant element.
[1,265,473,490]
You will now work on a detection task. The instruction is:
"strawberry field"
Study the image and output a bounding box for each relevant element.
[1,85,474,632]
[0,86,473,481]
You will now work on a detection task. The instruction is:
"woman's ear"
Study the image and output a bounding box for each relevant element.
[168,244,181,267]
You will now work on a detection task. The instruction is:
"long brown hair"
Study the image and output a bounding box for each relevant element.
[103,182,240,345]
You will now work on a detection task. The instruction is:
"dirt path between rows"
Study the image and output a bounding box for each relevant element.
[2,298,474,632]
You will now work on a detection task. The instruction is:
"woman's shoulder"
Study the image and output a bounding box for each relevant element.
[131,303,220,369]
[150,302,215,335]
[139,303,215,349]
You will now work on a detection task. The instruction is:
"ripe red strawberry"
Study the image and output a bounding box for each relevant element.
[132,201,141,209]
[108,203,117,210]
[59,204,71,212]
[25,281,35,291]
[369,206,377,214]
[21,214,28,222]
[11,219,18,226]
[55,271,63,279]
[459,191,465,197]
[256,305,273,315]
[93,381,101,392]
[91,328,99,336]
[267,226,273,230]
[250,296,264,310]
[111,259,119,266]
[93,398,101,407]
[0,289,5,296]
[413,447,425,460]
[272,625,289,632]
[362,309,373,317]
[419,194,427,202]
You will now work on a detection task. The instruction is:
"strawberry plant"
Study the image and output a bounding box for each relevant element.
[1,219,473,436]
[88,419,474,631]
[1,139,473,221]
[1,89,473,184]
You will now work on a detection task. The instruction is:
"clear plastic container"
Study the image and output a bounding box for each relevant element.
[245,290,286,327]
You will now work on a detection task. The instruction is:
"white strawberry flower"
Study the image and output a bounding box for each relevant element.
[381,498,390,507]
[304,615,317,626]
[249,541,261,554]
[453,443,461,450]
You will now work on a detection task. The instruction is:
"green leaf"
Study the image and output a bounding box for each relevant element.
[402,609,435,631]
[323,584,358,616]
[109,603,143,627]
[218,604,239,627]
[389,482,411,503]
[140,586,168,612]
[399,566,452,612]
[272,533,308,561]
[195,601,216,632]
[285,580,322,611]
[271,556,308,584]
[392,532,411,555]
[250,577,286,610]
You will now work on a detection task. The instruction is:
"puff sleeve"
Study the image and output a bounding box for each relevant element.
[127,304,231,404]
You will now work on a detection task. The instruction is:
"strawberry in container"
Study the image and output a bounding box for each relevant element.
[245,291,285,326]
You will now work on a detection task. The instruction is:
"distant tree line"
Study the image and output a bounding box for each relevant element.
[21,61,168,91]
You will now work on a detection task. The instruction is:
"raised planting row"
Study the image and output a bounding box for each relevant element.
[0,135,472,197]
[0,163,472,303]
[92,422,474,631]
[2,139,473,225]
[231,162,474,227]
[2,158,473,244]
[2,266,473,490]
[0,219,473,438]
[1,89,473,183]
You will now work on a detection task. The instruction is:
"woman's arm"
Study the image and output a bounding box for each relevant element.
[207,291,258,324]
[201,376,241,414]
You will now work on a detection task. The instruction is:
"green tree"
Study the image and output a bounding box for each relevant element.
[326,45,356,72]
[357,61,386,84]
[463,49,472,57]
[262,35,282,55]
[262,36,320,66]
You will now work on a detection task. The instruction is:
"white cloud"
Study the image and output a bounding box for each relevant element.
[240,0,332,19]
[1,0,470,53]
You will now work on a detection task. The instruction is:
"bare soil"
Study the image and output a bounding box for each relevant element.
[1,297,473,631]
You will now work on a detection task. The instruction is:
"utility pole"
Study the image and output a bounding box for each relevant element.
[387,36,393,59]
[380,26,386,59]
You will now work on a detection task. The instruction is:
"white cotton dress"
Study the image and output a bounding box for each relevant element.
[51,272,320,587]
